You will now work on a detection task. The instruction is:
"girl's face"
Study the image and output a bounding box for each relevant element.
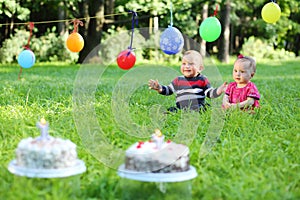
[233,60,253,87]
[181,55,202,78]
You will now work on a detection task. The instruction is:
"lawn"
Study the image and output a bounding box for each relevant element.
[0,58,299,200]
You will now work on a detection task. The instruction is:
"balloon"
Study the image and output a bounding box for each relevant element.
[66,32,84,52]
[261,2,281,24]
[117,49,136,70]
[199,17,222,42]
[17,49,36,68]
[160,26,184,55]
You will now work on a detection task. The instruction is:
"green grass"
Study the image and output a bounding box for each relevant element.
[0,59,299,200]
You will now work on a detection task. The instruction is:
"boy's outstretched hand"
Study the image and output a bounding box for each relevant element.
[148,79,162,92]
[217,82,227,96]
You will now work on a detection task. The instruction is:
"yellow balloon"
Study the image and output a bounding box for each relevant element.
[261,2,281,23]
[66,32,84,52]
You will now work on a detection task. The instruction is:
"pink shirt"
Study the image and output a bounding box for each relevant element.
[225,82,260,108]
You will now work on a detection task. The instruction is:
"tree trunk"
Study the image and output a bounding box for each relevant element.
[58,1,66,35]
[153,11,159,32]
[103,0,115,30]
[200,3,208,57]
[218,0,230,63]
[105,0,115,19]
[78,0,104,63]
[230,24,234,54]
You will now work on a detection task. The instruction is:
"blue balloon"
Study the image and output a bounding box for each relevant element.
[17,49,36,68]
[160,26,184,55]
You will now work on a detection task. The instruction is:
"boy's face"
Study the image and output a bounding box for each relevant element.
[180,55,203,78]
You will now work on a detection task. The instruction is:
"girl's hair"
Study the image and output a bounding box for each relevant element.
[235,55,256,74]
[183,50,204,69]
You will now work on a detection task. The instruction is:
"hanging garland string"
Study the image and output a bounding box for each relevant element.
[0,13,124,27]
[0,11,140,27]
[0,0,216,27]
[0,0,197,27]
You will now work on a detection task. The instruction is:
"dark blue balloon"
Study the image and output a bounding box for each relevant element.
[160,26,184,55]
[17,50,36,68]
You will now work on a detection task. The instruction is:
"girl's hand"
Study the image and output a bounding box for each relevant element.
[222,93,231,109]
[223,102,232,109]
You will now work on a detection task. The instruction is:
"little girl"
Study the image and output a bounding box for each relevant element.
[222,55,260,110]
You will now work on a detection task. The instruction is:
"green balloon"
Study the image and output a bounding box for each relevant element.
[199,17,222,42]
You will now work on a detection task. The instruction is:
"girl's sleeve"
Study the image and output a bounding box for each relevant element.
[248,83,260,100]
[225,82,233,96]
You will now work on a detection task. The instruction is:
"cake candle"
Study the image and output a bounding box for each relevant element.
[37,118,50,140]
[151,129,165,149]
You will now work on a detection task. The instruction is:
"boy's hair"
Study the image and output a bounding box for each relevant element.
[235,55,256,74]
[183,50,204,69]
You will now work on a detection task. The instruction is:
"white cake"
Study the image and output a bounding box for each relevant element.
[15,137,78,169]
[125,129,190,173]
[14,118,79,169]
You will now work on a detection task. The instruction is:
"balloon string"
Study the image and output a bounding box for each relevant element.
[20,22,34,80]
[170,2,173,27]
[24,22,34,49]
[128,10,138,51]
[18,67,23,80]
[72,19,84,33]
[213,5,219,16]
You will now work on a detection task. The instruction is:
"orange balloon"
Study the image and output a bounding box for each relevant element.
[66,32,84,52]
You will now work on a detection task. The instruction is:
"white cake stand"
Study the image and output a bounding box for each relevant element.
[117,164,198,183]
[8,160,86,178]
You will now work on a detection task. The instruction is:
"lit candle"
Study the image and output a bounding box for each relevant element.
[151,129,165,149]
[37,118,49,140]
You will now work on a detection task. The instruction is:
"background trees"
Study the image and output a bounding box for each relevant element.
[0,0,299,63]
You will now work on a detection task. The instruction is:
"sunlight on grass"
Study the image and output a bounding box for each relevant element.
[0,60,299,199]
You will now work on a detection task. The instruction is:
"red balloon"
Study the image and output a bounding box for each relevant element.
[117,49,136,70]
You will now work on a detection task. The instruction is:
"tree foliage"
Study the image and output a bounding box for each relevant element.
[113,0,300,57]
[0,0,299,63]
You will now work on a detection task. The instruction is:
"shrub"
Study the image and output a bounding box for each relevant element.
[241,36,296,61]
[0,28,78,64]
[0,29,28,63]
[100,27,181,65]
[99,28,147,64]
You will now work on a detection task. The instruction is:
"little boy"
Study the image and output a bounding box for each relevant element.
[149,50,226,112]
